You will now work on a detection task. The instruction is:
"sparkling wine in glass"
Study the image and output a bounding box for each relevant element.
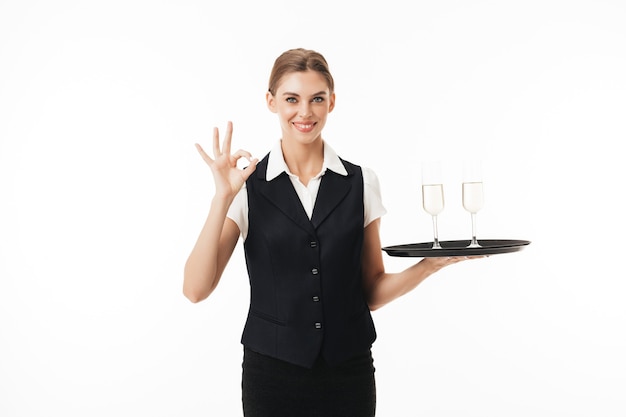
[422,161,444,249]
[462,161,484,248]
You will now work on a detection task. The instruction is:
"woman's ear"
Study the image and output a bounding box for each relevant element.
[266,91,277,113]
[328,92,336,113]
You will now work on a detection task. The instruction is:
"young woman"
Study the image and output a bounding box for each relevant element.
[184,48,475,416]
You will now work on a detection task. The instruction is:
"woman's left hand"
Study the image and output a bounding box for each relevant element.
[420,255,487,271]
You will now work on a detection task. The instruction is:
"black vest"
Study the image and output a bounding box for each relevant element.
[241,154,377,368]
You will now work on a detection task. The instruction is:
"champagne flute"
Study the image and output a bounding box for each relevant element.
[462,160,484,248]
[422,161,444,249]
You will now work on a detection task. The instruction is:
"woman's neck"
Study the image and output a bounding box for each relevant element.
[281,138,324,186]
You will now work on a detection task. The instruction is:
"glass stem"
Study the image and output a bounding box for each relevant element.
[432,215,442,249]
[470,212,479,247]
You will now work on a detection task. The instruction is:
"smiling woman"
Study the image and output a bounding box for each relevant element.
[266,70,335,181]
[183,48,479,417]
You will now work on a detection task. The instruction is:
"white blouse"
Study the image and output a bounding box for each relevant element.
[227,141,387,240]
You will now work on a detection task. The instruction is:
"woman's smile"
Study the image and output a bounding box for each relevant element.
[293,121,316,133]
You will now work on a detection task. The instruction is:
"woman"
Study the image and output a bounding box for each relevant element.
[184,48,474,416]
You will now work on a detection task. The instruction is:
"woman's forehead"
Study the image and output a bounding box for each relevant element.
[275,71,330,94]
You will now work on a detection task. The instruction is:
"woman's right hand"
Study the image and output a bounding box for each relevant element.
[195,121,258,200]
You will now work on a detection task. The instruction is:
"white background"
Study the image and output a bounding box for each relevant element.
[1,0,625,416]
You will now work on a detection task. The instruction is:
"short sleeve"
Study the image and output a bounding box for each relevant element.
[226,184,249,240]
[363,167,387,227]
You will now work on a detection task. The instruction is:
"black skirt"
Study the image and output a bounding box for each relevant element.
[241,347,376,417]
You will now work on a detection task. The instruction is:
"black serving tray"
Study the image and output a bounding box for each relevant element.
[382,239,531,257]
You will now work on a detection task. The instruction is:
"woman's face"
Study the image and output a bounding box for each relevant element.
[266,70,335,145]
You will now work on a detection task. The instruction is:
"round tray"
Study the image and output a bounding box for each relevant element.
[382,239,531,257]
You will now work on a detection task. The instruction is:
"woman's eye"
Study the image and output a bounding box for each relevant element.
[312,97,324,103]
[286,97,297,103]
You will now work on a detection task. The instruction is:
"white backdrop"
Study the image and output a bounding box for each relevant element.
[1,0,625,416]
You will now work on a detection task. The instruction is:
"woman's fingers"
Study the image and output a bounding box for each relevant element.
[424,254,487,270]
[210,121,234,158]
[231,149,253,161]
[445,255,485,262]
[197,125,256,172]
[240,157,259,181]
[231,149,258,178]
[222,121,233,157]
[212,126,221,158]
[195,143,213,164]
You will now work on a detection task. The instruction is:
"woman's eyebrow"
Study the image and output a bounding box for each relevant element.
[282,91,328,97]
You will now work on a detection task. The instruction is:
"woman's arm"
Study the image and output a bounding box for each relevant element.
[182,122,257,303]
[361,218,475,311]
[183,199,240,303]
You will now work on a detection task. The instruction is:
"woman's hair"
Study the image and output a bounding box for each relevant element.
[268,48,335,96]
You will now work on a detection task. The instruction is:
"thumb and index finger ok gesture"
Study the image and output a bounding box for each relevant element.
[194,121,258,199]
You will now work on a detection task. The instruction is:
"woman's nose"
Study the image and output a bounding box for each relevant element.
[299,104,312,118]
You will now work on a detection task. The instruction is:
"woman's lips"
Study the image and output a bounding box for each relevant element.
[293,122,316,133]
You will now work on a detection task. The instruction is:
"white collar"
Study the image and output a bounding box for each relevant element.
[265,140,348,181]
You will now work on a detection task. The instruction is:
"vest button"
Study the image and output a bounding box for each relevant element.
[310,241,317,248]
[315,322,322,329]
[311,268,319,275]
[312,296,320,302]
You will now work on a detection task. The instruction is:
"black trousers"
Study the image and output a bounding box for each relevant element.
[242,347,376,417]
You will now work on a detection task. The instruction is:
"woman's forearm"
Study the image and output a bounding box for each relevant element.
[183,195,238,303]
[366,259,442,311]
